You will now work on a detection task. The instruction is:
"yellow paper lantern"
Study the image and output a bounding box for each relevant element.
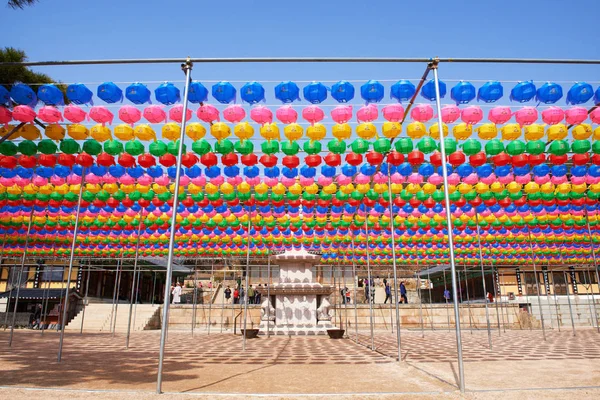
[162,122,181,141]
[289,183,303,196]
[204,182,218,195]
[66,124,88,140]
[475,182,489,194]
[132,124,155,141]
[381,121,402,139]
[283,123,303,141]
[457,183,472,195]
[429,122,449,138]
[356,123,377,140]
[237,182,251,193]
[501,123,522,140]
[211,122,231,141]
[260,123,280,141]
[0,125,19,140]
[594,126,600,141]
[422,182,436,194]
[572,123,592,140]
[255,182,269,195]
[323,183,337,195]
[490,182,504,193]
[185,122,206,141]
[18,124,41,140]
[332,123,351,141]
[306,123,326,142]
[305,183,319,195]
[356,183,370,194]
[524,182,540,194]
[556,183,570,194]
[546,124,568,141]
[541,182,555,194]
[234,122,254,142]
[45,124,65,141]
[90,124,112,142]
[272,183,286,196]
[406,122,426,139]
[476,123,497,140]
[523,124,545,141]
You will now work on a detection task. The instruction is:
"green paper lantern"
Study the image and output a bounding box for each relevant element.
[351,139,369,154]
[149,141,168,157]
[167,140,186,156]
[303,141,321,155]
[417,137,437,154]
[104,140,124,156]
[191,139,211,155]
[485,139,504,156]
[549,140,569,156]
[261,141,279,155]
[526,140,545,155]
[214,139,234,155]
[18,140,37,156]
[125,140,145,156]
[438,138,457,154]
[37,139,58,155]
[0,141,18,156]
[327,139,346,154]
[373,138,391,153]
[234,140,254,155]
[59,139,80,155]
[395,137,414,154]
[462,139,481,156]
[593,141,600,154]
[571,140,591,154]
[282,141,300,156]
[82,140,102,156]
[506,140,526,156]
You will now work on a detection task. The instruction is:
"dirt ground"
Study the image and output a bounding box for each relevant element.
[0,329,599,399]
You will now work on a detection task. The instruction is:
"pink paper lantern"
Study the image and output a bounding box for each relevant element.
[118,105,142,125]
[382,104,405,122]
[330,105,353,124]
[590,107,600,124]
[275,105,298,124]
[12,105,36,123]
[487,106,512,124]
[223,105,246,123]
[541,106,565,125]
[356,104,378,122]
[0,107,12,125]
[565,106,588,125]
[196,104,220,123]
[514,106,538,126]
[460,105,483,125]
[144,105,167,123]
[440,105,460,124]
[410,104,434,123]
[302,105,325,124]
[169,104,192,123]
[89,106,114,125]
[64,105,88,123]
[37,106,63,123]
[250,105,274,125]
[355,174,370,184]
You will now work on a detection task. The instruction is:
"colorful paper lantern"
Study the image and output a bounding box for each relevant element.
[303,82,328,104]
[567,82,594,105]
[360,80,384,103]
[97,82,123,104]
[212,81,236,104]
[10,84,37,106]
[510,81,536,102]
[240,81,265,104]
[275,81,300,103]
[421,80,445,101]
[477,81,503,103]
[37,84,64,105]
[536,82,563,104]
[155,82,180,105]
[451,81,476,104]
[331,80,355,103]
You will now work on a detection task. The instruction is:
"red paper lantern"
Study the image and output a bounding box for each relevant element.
[160,153,177,167]
[118,153,137,168]
[387,151,404,166]
[0,156,17,169]
[492,152,511,167]
[429,151,442,167]
[200,152,218,167]
[260,154,278,168]
[469,152,487,167]
[549,154,568,165]
[305,154,322,167]
[511,154,528,168]
[75,152,94,168]
[345,152,363,166]
[137,153,156,168]
[96,152,115,167]
[571,153,590,166]
[57,153,75,167]
[282,155,300,169]
[181,153,199,168]
[407,150,424,166]
[365,151,384,165]
[18,155,37,168]
[241,153,258,166]
[324,153,341,167]
[221,153,238,167]
[528,154,545,166]
[593,154,600,165]
[448,151,465,167]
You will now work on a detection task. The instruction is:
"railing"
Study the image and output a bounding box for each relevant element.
[233,310,243,335]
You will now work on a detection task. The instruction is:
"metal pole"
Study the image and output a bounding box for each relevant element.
[191,264,198,336]
[474,213,492,348]
[56,165,86,361]
[427,269,435,331]
[584,211,600,333]
[125,216,144,348]
[583,268,598,330]
[151,271,156,306]
[40,264,53,335]
[350,238,359,342]
[80,261,92,334]
[443,267,450,330]
[344,264,349,337]
[111,254,124,336]
[500,270,508,333]
[109,258,120,332]
[417,271,425,338]
[543,265,554,331]
[207,262,214,335]
[550,271,561,331]
[387,269,393,334]
[220,263,226,334]
[266,251,271,338]
[364,219,375,351]
[492,267,502,335]
[3,261,15,329]
[156,59,193,394]
[8,208,35,347]
[242,218,252,350]
[132,263,142,339]
[564,271,577,336]
[387,173,402,360]
[462,264,473,333]
[432,62,464,393]
[527,232,546,341]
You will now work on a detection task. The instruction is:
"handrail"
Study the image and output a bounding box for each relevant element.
[233,310,243,335]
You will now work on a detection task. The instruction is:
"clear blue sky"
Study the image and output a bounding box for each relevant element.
[5,0,600,90]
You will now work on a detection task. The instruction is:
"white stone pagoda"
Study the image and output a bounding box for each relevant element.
[257,247,336,335]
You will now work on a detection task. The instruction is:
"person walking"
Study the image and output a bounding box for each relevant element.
[171,282,182,304]
[340,286,347,304]
[399,281,408,304]
[233,287,239,304]
[384,283,392,304]
[224,286,232,304]
[364,278,370,304]
[443,288,451,303]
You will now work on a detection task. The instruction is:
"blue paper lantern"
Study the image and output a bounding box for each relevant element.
[477,81,503,103]
[331,80,355,103]
[567,82,594,105]
[10,83,37,106]
[37,84,64,105]
[240,81,265,104]
[97,82,123,104]
[595,86,600,104]
[212,81,236,104]
[391,80,415,102]
[303,82,328,104]
[0,85,9,105]
[360,80,384,103]
[536,82,563,104]
[510,80,536,102]
[421,79,446,101]
[274,81,300,103]
[188,81,208,103]
[450,81,476,104]
[125,83,151,104]
[66,83,93,105]
[155,82,180,105]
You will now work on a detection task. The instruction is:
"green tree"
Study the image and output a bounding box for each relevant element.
[8,0,38,9]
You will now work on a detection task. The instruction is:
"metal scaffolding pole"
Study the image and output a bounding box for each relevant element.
[156,59,193,394]
[563,271,577,336]
[350,238,359,342]
[109,258,121,333]
[8,208,34,347]
[125,217,144,348]
[151,271,156,306]
[364,219,375,351]
[585,210,600,333]
[427,269,435,331]
[80,261,92,334]
[266,251,271,338]
[111,254,124,336]
[527,232,546,341]
[241,218,252,351]
[417,272,424,338]
[220,262,226,334]
[474,213,492,348]
[207,262,214,335]
[191,264,198,336]
[40,264,53,335]
[387,174,402,360]
[462,264,473,333]
[432,61,465,393]
[492,267,501,335]
[443,267,450,331]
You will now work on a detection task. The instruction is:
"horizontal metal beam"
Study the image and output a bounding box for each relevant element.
[2,57,600,67]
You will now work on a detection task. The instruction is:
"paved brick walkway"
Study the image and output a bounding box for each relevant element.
[354,329,600,362]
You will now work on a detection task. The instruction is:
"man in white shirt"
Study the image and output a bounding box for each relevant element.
[172,282,183,304]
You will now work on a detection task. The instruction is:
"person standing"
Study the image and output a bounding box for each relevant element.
[233,287,239,304]
[345,287,351,305]
[171,282,182,304]
[340,286,347,304]
[224,286,232,304]
[399,281,408,304]
[255,284,262,305]
[247,285,255,305]
[443,288,451,303]
[240,286,245,304]
[384,283,391,304]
